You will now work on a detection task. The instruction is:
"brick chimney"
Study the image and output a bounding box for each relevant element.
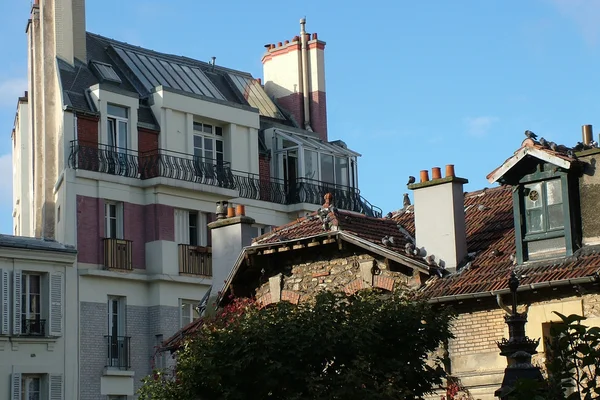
[408,165,468,272]
[207,201,256,297]
[262,18,328,141]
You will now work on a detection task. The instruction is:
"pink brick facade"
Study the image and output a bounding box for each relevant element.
[309,91,327,141]
[145,203,175,242]
[76,195,176,269]
[276,92,304,132]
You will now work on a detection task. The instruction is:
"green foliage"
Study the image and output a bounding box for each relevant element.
[138,289,455,400]
[509,312,600,400]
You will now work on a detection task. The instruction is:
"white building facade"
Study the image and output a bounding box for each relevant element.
[11,1,380,399]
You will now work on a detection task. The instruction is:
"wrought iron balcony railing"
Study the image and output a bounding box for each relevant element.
[105,335,131,370]
[22,318,46,336]
[69,141,382,217]
[178,245,212,276]
[103,238,133,270]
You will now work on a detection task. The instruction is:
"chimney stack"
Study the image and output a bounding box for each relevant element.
[261,18,328,141]
[408,165,468,272]
[582,125,593,146]
[208,201,256,297]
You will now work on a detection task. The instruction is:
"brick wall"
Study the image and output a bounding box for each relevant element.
[258,154,271,201]
[309,91,327,141]
[77,195,104,264]
[145,204,175,242]
[138,127,159,154]
[124,202,146,269]
[77,115,99,144]
[127,305,151,394]
[80,302,106,400]
[448,305,507,357]
[276,92,304,129]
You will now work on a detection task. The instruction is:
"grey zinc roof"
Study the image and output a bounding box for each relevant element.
[0,235,77,254]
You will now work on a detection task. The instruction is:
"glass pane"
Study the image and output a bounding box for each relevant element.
[304,150,318,180]
[108,119,116,146]
[216,140,223,152]
[118,121,127,148]
[194,148,202,157]
[30,275,40,294]
[526,208,544,233]
[193,122,203,132]
[192,305,200,320]
[203,124,212,134]
[548,204,564,230]
[215,126,223,136]
[524,183,543,210]
[205,151,213,161]
[204,138,213,151]
[193,135,203,149]
[546,179,563,205]
[216,153,223,163]
[107,104,128,118]
[320,154,334,184]
[182,303,190,321]
[334,157,349,186]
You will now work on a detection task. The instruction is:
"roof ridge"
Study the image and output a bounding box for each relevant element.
[87,31,255,78]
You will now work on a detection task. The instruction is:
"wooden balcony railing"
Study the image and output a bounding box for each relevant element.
[178,244,212,276]
[103,238,133,270]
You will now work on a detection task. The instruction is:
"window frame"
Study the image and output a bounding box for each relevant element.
[193,121,224,165]
[180,299,200,327]
[21,273,43,335]
[22,374,42,400]
[104,202,124,240]
[513,165,576,263]
[107,104,129,150]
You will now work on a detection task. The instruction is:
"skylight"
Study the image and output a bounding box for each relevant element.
[90,60,122,84]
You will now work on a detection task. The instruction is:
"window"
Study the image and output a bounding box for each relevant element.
[22,375,41,400]
[107,296,129,369]
[107,104,128,149]
[193,122,223,165]
[251,224,272,239]
[175,209,208,247]
[12,374,63,400]
[180,299,200,327]
[21,273,43,335]
[105,202,124,239]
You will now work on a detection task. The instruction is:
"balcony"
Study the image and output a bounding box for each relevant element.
[69,141,382,217]
[21,318,46,336]
[103,238,133,270]
[105,335,131,370]
[178,245,212,276]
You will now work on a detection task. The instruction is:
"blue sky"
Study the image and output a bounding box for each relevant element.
[0,0,598,233]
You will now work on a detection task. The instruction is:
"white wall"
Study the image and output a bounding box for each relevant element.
[13,100,33,237]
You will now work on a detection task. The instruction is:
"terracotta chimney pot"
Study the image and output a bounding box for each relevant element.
[312,33,318,40]
[431,167,442,180]
[284,40,289,45]
[227,205,236,218]
[236,204,246,217]
[445,164,455,178]
[420,170,430,183]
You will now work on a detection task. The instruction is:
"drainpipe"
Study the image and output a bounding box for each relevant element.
[300,18,313,132]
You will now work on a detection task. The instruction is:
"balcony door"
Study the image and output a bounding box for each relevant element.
[107,104,129,174]
[107,296,126,368]
[278,150,298,203]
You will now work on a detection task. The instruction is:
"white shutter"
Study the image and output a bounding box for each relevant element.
[49,374,63,400]
[0,269,9,335]
[116,203,124,239]
[174,209,190,245]
[13,271,22,335]
[199,212,208,246]
[11,373,21,400]
[49,273,64,336]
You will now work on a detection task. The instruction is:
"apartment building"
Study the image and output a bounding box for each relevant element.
[0,235,77,400]
[11,0,380,399]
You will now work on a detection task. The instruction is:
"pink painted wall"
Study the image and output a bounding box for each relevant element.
[145,204,175,242]
[76,195,104,264]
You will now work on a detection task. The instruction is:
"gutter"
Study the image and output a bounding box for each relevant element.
[427,275,599,304]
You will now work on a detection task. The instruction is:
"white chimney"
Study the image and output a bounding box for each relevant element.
[408,165,468,272]
[207,202,255,297]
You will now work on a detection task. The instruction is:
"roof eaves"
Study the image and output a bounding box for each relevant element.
[487,146,573,184]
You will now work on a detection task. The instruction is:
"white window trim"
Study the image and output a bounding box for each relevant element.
[180,299,200,327]
[104,202,124,240]
[192,121,224,164]
[175,209,208,246]
[107,105,129,150]
[90,87,139,152]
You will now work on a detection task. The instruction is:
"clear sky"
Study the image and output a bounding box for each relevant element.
[0,0,598,234]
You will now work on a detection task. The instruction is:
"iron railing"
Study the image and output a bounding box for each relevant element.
[105,335,131,370]
[103,238,133,270]
[69,141,382,217]
[178,245,212,276]
[22,318,46,336]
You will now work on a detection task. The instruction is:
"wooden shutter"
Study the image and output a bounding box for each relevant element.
[49,374,63,400]
[0,269,9,335]
[11,373,21,400]
[13,271,22,335]
[49,273,64,336]
[174,209,190,245]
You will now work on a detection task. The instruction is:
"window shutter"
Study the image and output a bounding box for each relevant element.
[199,213,208,246]
[11,373,21,400]
[49,374,63,400]
[0,269,9,335]
[49,273,64,336]
[13,271,22,335]
[174,209,190,245]
[117,203,124,239]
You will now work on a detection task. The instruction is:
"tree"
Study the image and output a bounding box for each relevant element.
[139,289,455,400]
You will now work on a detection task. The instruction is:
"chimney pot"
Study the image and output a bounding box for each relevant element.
[216,201,228,220]
[445,164,456,178]
[293,35,300,42]
[312,33,318,40]
[284,40,289,45]
[431,167,442,180]
[227,205,236,218]
[236,204,246,217]
[256,77,262,85]
[420,170,430,183]
[582,125,593,146]
[278,42,283,47]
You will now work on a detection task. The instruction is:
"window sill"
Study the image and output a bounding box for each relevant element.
[104,368,135,377]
